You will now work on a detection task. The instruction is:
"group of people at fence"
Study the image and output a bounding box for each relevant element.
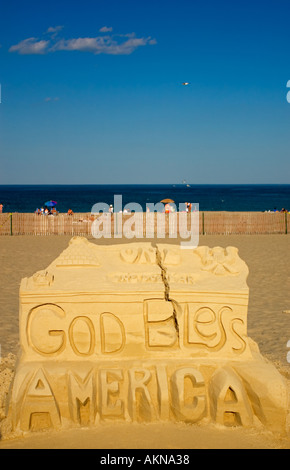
[264,207,289,213]
[0,200,288,218]
[107,202,195,215]
[35,207,74,216]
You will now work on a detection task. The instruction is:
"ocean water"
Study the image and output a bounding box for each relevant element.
[0,184,290,213]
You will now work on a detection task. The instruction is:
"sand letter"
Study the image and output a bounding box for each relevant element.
[128,368,155,421]
[99,369,124,419]
[68,370,96,425]
[171,367,206,422]
[27,304,66,356]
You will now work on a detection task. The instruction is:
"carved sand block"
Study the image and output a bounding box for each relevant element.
[7,238,288,434]
[157,243,288,431]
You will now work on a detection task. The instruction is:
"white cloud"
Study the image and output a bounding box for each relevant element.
[51,33,155,55]
[99,26,113,33]
[108,36,155,55]
[51,37,107,53]
[9,38,49,55]
[47,25,63,34]
[9,29,156,56]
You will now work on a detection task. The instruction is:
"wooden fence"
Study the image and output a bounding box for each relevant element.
[0,211,289,236]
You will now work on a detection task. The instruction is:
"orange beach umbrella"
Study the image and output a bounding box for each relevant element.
[160,198,175,203]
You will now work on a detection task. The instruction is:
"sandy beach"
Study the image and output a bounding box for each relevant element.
[0,234,290,449]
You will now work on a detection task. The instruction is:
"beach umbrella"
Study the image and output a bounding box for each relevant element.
[44,200,57,207]
[160,198,175,203]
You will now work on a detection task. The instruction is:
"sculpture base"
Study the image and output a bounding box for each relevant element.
[7,339,287,434]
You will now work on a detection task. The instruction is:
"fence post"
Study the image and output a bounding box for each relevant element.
[202,212,205,235]
[10,213,13,236]
[285,212,288,235]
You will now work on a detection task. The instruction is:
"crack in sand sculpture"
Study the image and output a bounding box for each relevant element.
[6,237,288,433]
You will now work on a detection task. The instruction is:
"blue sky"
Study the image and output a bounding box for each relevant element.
[0,0,290,184]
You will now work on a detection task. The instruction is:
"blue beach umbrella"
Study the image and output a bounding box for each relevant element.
[44,200,57,208]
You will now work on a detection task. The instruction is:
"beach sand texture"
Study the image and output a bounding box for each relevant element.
[0,234,290,449]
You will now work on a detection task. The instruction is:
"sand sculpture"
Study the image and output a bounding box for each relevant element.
[7,237,288,433]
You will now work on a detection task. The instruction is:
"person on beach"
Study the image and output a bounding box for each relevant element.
[0,203,3,213]
[186,202,192,213]
[67,208,74,216]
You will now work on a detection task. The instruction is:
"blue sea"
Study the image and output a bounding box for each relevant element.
[0,184,290,213]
